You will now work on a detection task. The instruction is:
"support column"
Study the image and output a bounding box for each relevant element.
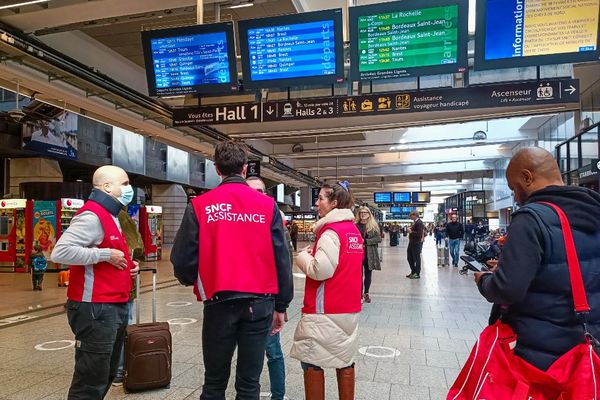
[10,158,63,197]
[151,184,187,245]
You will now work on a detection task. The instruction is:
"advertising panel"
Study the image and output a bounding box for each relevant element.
[22,112,78,160]
[33,201,57,260]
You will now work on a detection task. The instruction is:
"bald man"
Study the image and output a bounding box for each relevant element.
[52,165,139,399]
[475,147,600,371]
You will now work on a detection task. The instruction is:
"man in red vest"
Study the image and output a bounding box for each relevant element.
[51,165,139,399]
[171,141,293,400]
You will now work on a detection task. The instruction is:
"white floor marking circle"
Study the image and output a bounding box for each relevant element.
[166,301,192,307]
[167,318,197,326]
[358,345,401,358]
[35,340,75,351]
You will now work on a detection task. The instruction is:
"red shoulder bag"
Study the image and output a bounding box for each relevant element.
[447,202,600,400]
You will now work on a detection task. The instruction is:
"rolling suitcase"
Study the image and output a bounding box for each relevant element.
[437,246,445,266]
[124,267,172,392]
[444,246,450,266]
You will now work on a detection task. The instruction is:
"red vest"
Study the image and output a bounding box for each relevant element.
[302,220,363,314]
[191,182,278,301]
[67,201,133,303]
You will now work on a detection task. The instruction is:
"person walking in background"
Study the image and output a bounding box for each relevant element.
[475,220,487,241]
[246,176,292,400]
[51,165,139,399]
[291,181,363,400]
[434,223,445,247]
[30,244,47,290]
[290,221,299,252]
[465,219,474,243]
[170,141,293,400]
[406,211,425,279]
[445,214,464,268]
[475,147,600,371]
[355,206,381,304]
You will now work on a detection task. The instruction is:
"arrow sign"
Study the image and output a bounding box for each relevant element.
[266,106,275,115]
[565,85,577,95]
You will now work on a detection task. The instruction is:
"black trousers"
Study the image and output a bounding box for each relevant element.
[407,242,423,276]
[32,272,44,288]
[66,300,129,400]
[363,262,372,294]
[201,297,274,400]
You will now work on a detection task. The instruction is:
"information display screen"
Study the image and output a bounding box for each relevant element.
[393,192,411,203]
[239,9,345,88]
[349,0,468,80]
[390,206,402,213]
[141,22,237,96]
[374,192,392,203]
[475,0,600,70]
[412,191,431,203]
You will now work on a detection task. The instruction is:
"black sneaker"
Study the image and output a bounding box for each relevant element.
[406,273,414,278]
[112,375,124,387]
[409,274,421,279]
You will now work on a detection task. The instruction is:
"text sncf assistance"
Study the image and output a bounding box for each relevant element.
[205,203,267,224]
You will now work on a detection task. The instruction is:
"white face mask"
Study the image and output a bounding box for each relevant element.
[117,184,134,206]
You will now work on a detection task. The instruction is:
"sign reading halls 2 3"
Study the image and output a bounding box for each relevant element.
[172,79,579,126]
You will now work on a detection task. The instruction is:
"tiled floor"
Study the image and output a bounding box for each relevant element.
[0,237,491,399]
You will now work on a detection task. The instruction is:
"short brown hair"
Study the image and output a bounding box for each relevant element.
[214,140,248,176]
[321,181,354,209]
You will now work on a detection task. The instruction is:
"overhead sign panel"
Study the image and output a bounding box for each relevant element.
[475,0,600,70]
[172,78,579,126]
[239,9,345,88]
[141,22,238,96]
[350,0,468,80]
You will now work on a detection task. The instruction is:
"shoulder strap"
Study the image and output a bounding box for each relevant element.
[538,201,590,313]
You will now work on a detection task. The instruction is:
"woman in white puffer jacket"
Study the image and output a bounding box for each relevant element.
[290,181,363,400]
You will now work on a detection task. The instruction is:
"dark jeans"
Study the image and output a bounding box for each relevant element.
[116,300,135,377]
[407,242,423,276]
[66,300,129,400]
[291,236,298,252]
[32,272,44,289]
[363,262,372,294]
[201,297,274,400]
[265,332,285,400]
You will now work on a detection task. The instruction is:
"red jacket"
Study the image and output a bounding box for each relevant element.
[303,221,363,314]
[191,181,279,301]
[67,201,133,303]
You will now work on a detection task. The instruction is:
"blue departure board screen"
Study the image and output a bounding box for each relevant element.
[142,22,237,96]
[239,9,344,88]
[247,20,336,81]
[374,192,392,203]
[393,192,411,203]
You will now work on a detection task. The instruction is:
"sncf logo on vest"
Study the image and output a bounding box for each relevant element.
[347,234,363,253]
[205,203,266,224]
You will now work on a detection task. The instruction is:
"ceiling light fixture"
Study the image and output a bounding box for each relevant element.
[0,0,50,11]
[227,0,254,9]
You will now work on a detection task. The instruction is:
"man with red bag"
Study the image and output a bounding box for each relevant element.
[449,147,600,399]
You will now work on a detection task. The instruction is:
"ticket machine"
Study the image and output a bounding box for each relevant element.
[0,199,32,272]
[140,205,163,261]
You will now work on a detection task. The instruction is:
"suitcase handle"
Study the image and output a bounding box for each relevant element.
[135,267,157,325]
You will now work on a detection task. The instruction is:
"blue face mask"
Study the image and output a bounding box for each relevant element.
[118,184,134,206]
